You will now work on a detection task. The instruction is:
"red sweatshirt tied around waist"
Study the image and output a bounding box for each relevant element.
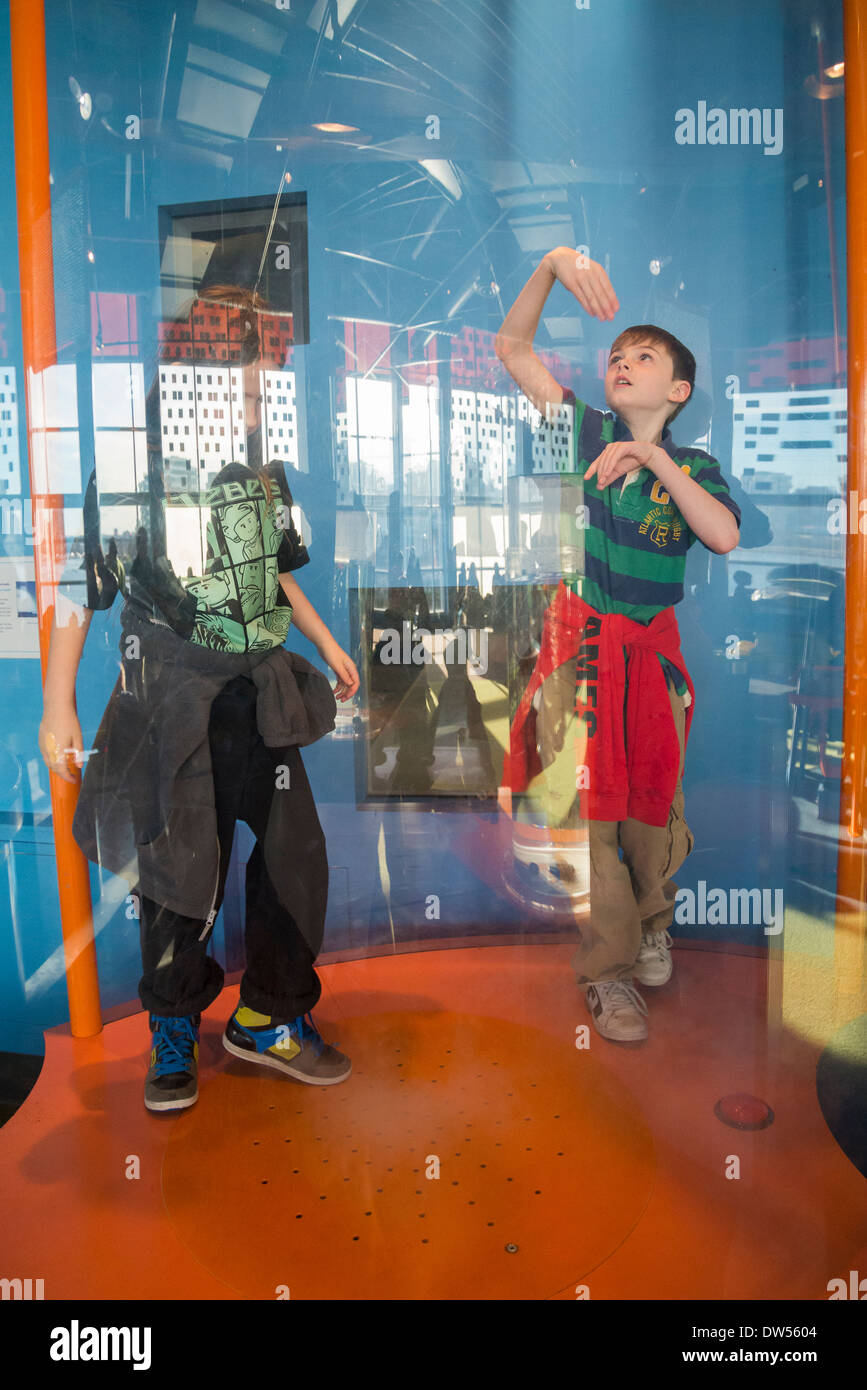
[502,582,695,826]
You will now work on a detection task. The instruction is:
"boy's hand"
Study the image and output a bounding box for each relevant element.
[584,440,657,488]
[39,705,85,783]
[318,638,360,702]
[545,248,619,322]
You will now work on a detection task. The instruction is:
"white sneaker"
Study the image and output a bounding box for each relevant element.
[633,929,674,986]
[584,979,649,1041]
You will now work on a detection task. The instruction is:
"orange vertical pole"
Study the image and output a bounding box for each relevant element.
[836,0,867,1011]
[10,0,102,1035]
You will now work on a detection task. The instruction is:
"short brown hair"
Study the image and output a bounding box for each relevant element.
[191,283,268,365]
[609,324,695,427]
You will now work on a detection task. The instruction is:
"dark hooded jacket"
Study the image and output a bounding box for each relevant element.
[72,604,336,926]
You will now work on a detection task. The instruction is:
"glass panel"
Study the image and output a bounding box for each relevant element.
[1,0,861,1314]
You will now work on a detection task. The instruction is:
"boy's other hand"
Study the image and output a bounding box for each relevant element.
[584,440,657,488]
[319,639,360,702]
[545,248,619,321]
[39,705,84,783]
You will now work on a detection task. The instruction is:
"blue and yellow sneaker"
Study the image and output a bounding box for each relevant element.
[222,1006,351,1085]
[144,1013,201,1112]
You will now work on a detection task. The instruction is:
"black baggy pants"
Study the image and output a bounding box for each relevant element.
[137,674,327,1021]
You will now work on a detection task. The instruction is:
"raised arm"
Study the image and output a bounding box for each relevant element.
[494,248,620,416]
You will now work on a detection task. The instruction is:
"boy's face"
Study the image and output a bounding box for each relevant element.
[604,339,688,421]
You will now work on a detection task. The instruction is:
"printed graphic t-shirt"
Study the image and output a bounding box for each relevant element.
[61,427,310,654]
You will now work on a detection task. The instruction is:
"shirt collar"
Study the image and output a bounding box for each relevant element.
[612,411,676,457]
[612,412,677,494]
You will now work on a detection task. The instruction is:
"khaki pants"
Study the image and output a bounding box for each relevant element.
[532,657,694,986]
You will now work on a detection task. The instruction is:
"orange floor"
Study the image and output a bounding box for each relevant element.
[1,943,865,1300]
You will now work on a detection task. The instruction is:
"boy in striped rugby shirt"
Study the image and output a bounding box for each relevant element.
[496,247,741,1042]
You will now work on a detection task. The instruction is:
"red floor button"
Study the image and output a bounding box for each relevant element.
[714,1093,774,1130]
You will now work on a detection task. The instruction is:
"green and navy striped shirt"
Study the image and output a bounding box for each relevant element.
[558,387,741,694]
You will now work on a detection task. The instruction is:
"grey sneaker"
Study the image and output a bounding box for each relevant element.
[222,1007,352,1085]
[633,929,674,986]
[584,979,649,1041]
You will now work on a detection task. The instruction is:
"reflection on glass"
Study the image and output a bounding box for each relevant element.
[1,0,860,1310]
